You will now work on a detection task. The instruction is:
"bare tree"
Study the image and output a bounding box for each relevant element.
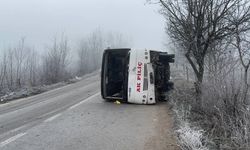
[26,49,39,86]
[87,30,104,71]
[42,35,70,84]
[230,2,250,104]
[159,0,250,104]
[77,30,131,76]
[7,48,14,89]
[0,52,9,89]
[78,30,104,75]
[106,32,130,48]
[0,41,33,91]
[78,40,90,75]
[14,38,28,88]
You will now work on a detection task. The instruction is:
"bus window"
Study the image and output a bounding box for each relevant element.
[143,64,148,91]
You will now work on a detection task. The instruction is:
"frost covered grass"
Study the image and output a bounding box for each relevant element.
[170,99,209,150]
[0,75,84,104]
[168,70,210,149]
[176,123,208,150]
[0,70,99,104]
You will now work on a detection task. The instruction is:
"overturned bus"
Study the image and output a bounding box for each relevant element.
[101,48,174,104]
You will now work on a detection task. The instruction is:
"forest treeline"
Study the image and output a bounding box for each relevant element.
[0,30,130,93]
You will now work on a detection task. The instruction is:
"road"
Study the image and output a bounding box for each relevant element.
[0,73,179,150]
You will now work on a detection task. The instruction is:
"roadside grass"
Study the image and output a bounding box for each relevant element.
[168,70,212,150]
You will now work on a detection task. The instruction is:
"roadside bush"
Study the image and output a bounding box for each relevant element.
[200,73,250,149]
[170,68,250,149]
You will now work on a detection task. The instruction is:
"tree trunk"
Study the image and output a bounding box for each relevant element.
[185,53,204,107]
[186,66,189,81]
[195,72,203,106]
[243,68,249,105]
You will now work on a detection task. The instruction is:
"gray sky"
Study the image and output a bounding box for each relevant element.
[0,0,166,51]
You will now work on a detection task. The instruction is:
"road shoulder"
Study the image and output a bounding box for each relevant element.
[145,103,179,150]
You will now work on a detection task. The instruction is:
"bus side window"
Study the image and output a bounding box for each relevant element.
[143,64,148,91]
[150,72,154,84]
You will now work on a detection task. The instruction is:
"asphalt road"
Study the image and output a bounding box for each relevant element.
[0,73,178,150]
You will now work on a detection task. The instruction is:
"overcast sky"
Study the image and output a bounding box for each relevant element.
[0,0,166,51]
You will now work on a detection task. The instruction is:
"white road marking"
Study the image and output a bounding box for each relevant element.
[9,124,28,133]
[44,113,62,123]
[68,92,100,110]
[0,132,27,147]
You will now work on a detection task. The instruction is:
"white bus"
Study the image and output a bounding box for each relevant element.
[101,48,174,104]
